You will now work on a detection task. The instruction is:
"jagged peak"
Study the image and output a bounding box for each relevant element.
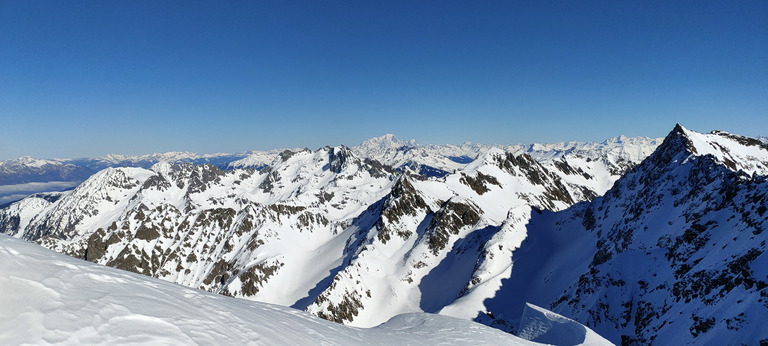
[328,145,358,174]
[648,124,768,175]
[479,146,535,165]
[325,144,353,152]
[270,148,312,164]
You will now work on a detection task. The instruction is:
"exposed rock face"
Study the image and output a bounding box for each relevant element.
[426,200,483,256]
[2,125,765,344]
[464,125,768,344]
[376,176,429,243]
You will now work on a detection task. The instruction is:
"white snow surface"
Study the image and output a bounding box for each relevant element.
[0,156,64,168]
[227,150,280,169]
[678,125,768,175]
[518,303,612,346]
[0,234,544,345]
[506,135,662,164]
[359,133,418,151]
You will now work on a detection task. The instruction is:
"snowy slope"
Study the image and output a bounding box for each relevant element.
[518,303,612,345]
[509,135,663,202]
[455,124,768,344]
[302,147,588,328]
[0,143,606,336]
[3,125,762,344]
[0,234,544,345]
[226,150,282,169]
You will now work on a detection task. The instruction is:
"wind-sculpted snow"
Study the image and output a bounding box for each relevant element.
[0,234,545,345]
[518,303,612,345]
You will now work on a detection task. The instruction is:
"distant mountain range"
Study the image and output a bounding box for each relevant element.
[0,133,662,204]
[2,125,766,344]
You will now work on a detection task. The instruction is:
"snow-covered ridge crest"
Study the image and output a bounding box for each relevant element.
[1,156,64,168]
[662,124,768,175]
[483,124,768,344]
[506,135,663,163]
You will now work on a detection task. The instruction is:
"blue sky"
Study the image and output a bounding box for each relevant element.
[1,1,766,159]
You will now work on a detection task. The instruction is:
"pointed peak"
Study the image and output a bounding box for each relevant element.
[328,145,360,173]
[650,124,768,175]
[665,123,694,143]
[655,124,699,157]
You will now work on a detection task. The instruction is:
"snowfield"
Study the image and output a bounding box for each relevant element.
[0,235,609,345]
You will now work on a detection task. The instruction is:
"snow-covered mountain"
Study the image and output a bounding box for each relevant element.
[0,144,589,310]
[1,234,612,345]
[66,151,252,171]
[0,153,249,205]
[350,134,482,177]
[2,125,764,344]
[0,133,660,205]
[350,133,662,200]
[0,156,94,185]
[446,125,768,344]
[0,143,613,338]
[0,157,94,205]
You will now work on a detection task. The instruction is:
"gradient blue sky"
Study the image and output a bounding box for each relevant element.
[1,1,766,159]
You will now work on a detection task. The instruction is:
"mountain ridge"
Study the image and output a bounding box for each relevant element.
[0,133,662,206]
[1,124,765,344]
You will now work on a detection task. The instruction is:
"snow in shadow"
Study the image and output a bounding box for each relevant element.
[419,226,498,313]
[291,262,346,310]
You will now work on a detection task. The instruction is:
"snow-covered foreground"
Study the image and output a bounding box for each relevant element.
[0,235,611,345]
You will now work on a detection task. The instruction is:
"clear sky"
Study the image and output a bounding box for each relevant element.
[1,1,766,160]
